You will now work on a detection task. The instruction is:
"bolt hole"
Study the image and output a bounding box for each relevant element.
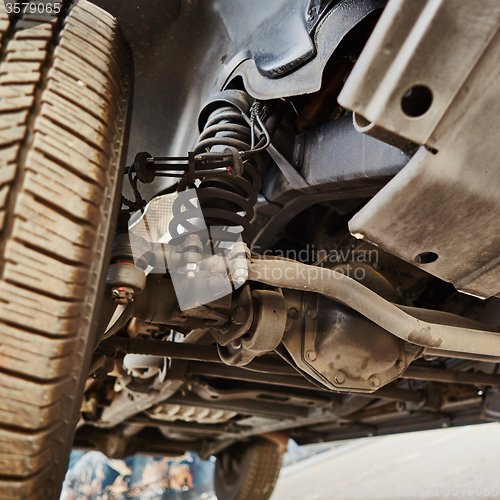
[401,85,433,117]
[415,252,438,264]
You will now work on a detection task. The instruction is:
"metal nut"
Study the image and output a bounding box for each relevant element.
[232,267,248,285]
[370,376,381,388]
[334,372,346,384]
[185,262,199,280]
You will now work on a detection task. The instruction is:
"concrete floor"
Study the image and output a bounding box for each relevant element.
[271,423,500,500]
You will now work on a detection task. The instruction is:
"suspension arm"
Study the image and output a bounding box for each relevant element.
[248,257,500,357]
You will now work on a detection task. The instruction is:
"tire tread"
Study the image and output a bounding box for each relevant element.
[0,1,131,497]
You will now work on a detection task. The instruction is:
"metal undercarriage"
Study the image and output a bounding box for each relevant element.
[77,0,500,462]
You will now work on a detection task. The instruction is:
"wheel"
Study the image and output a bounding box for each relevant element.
[214,438,284,500]
[0,1,132,498]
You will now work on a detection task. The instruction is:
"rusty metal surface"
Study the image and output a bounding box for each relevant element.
[282,292,410,393]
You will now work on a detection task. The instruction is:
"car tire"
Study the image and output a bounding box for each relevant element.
[214,438,284,500]
[0,0,132,498]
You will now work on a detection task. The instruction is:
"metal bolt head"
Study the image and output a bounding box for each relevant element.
[232,268,248,285]
[370,376,381,388]
[397,360,406,370]
[185,262,199,280]
[306,350,317,362]
[307,309,318,319]
[334,372,346,385]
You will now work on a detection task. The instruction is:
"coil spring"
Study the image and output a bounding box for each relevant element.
[169,95,266,246]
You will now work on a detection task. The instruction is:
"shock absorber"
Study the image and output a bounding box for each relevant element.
[169,90,269,247]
